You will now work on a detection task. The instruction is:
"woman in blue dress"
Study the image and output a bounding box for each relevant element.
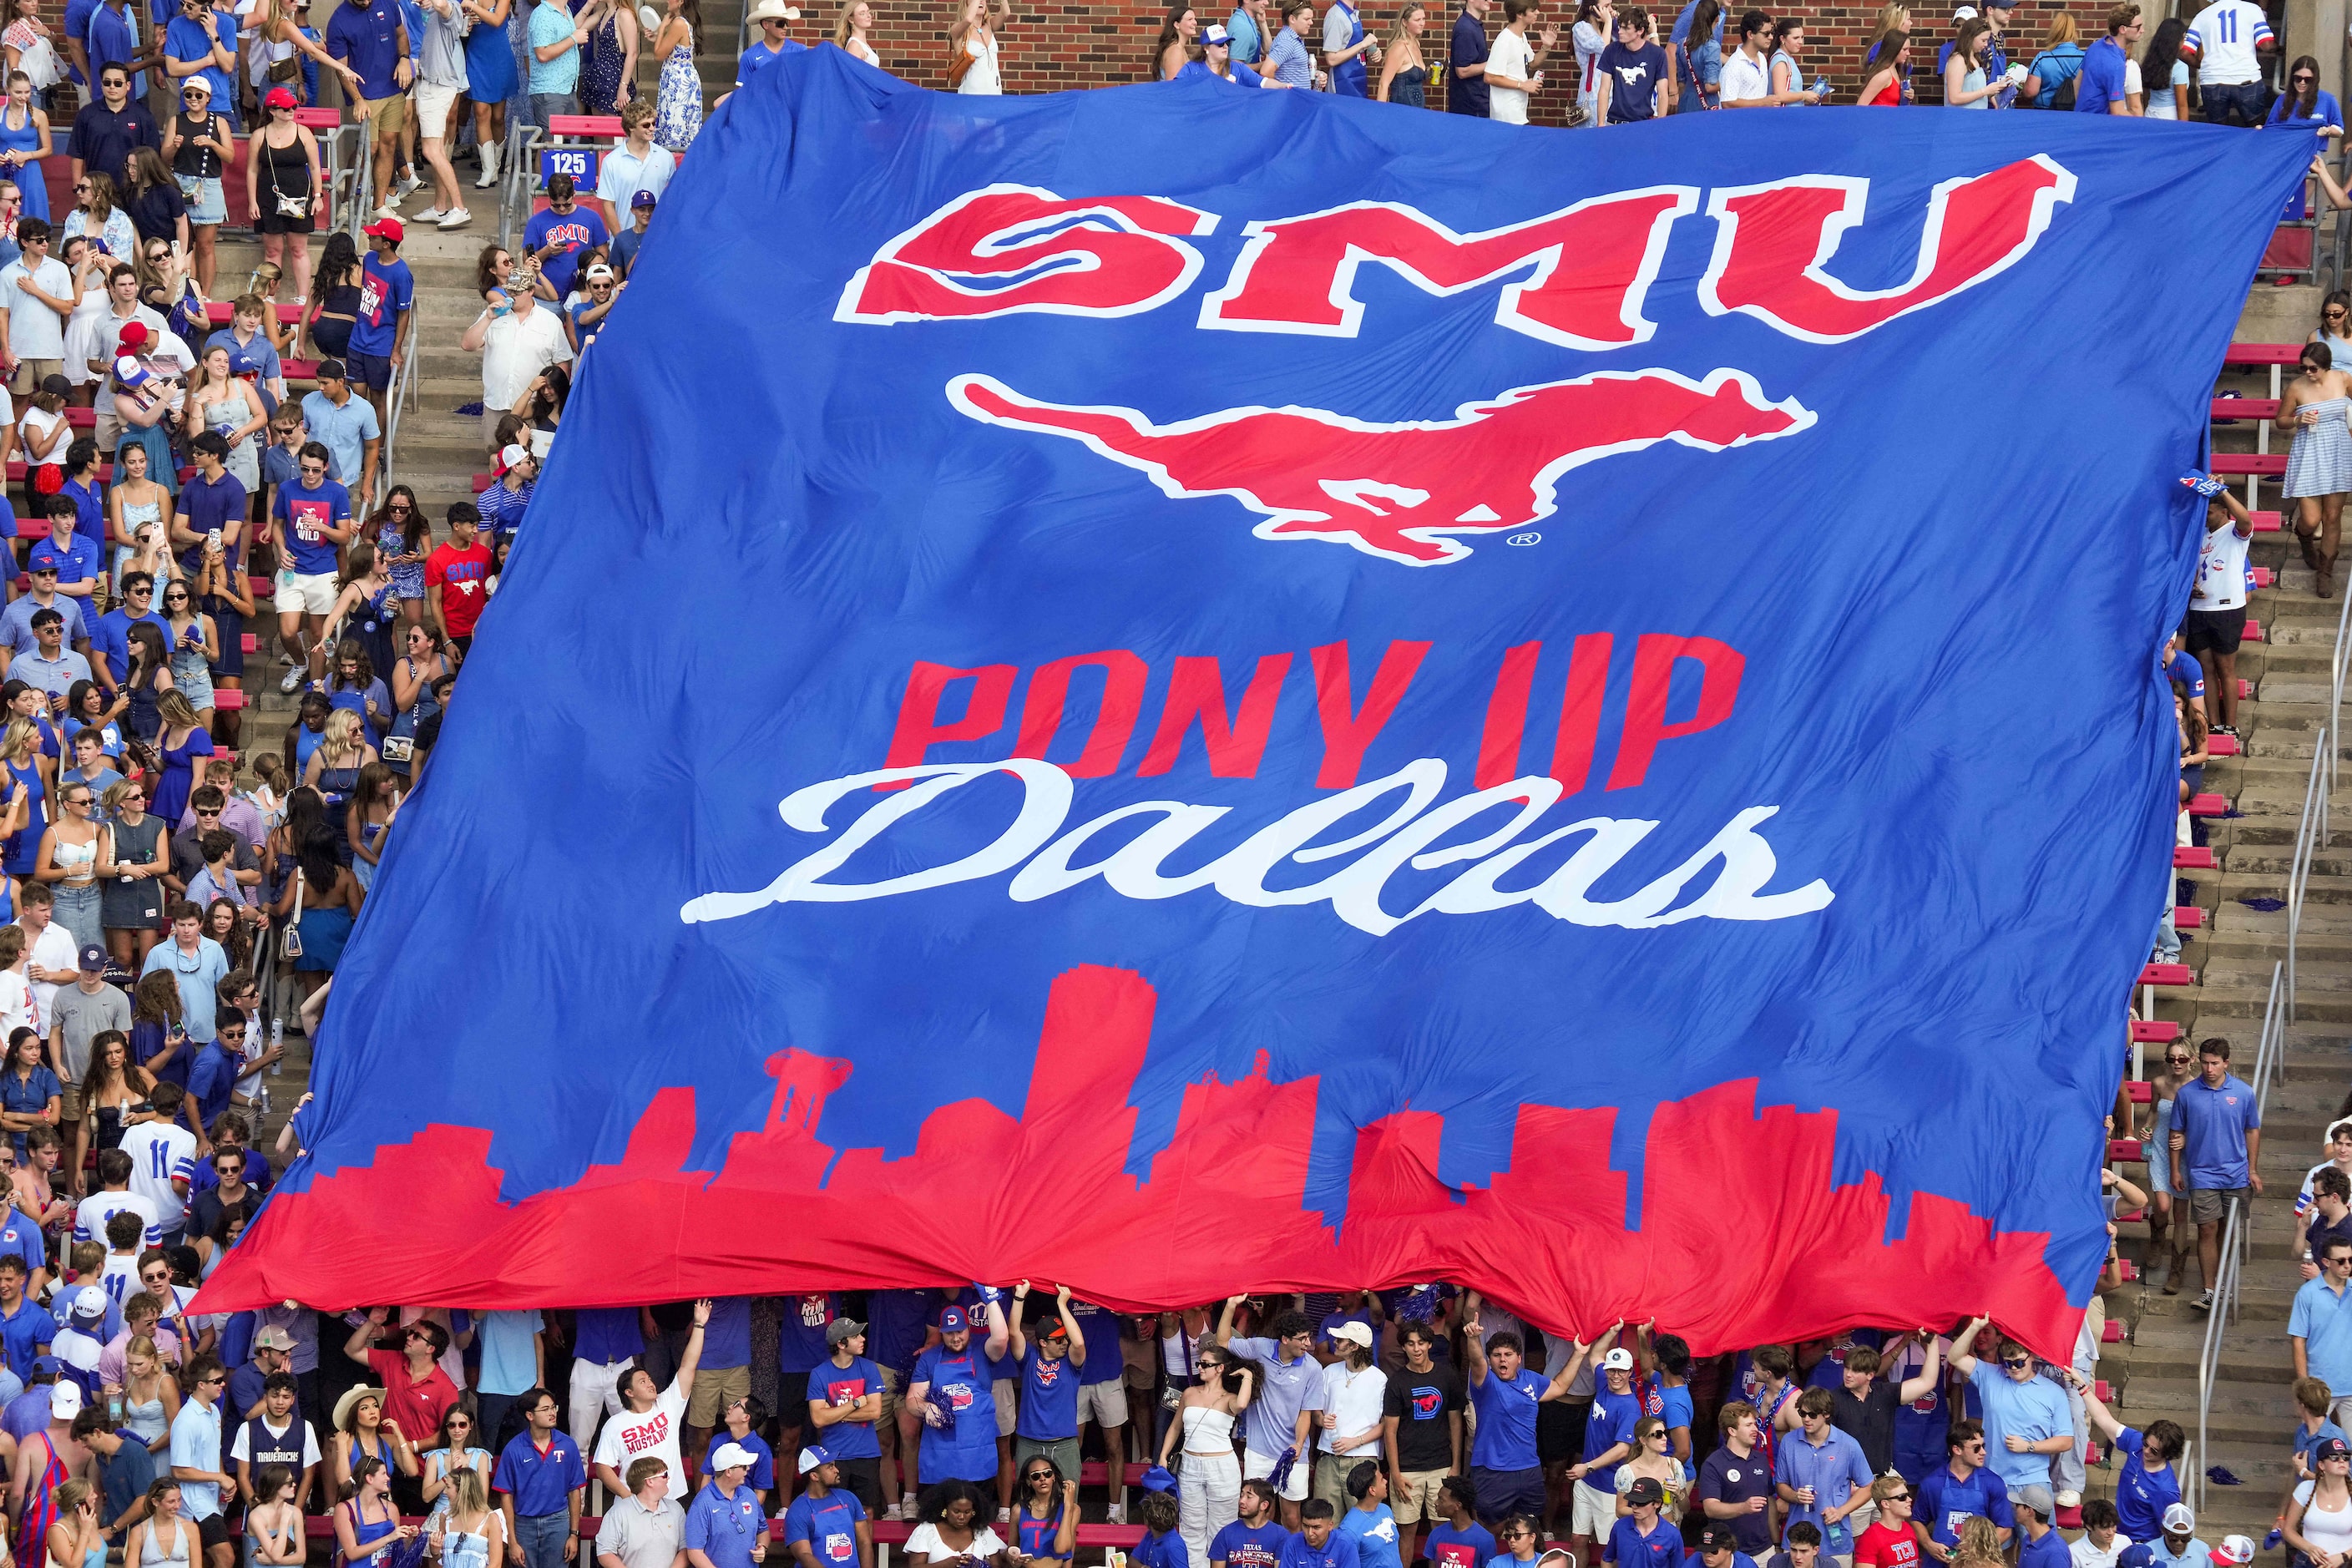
[0,717,47,895]
[331,1458,419,1568]
[148,690,215,828]
[0,73,53,222]
[461,0,517,190]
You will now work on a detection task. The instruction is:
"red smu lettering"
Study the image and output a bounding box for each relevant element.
[1136,655,1292,778]
[836,185,1219,324]
[622,1412,670,1454]
[879,662,1017,787]
[1698,155,2076,344]
[1606,635,1743,791]
[1012,651,1150,777]
[1310,640,1429,790]
[1198,188,1696,348]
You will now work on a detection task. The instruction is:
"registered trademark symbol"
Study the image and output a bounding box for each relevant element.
[1506,532,1541,546]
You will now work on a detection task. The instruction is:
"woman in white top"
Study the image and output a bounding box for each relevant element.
[905,1482,1008,1568]
[1157,1343,1252,1568]
[1571,0,1610,124]
[2140,17,2188,119]
[1941,18,2000,106]
[2288,1438,2352,1568]
[949,0,1009,93]
[831,0,882,66]
[1611,1418,1688,1521]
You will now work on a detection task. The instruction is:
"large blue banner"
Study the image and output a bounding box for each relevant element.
[205,57,2306,1354]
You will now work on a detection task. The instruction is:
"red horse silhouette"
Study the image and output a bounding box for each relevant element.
[948,369,1813,565]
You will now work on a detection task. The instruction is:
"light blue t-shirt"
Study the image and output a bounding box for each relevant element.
[528,1,582,94]
[140,937,229,1043]
[475,1309,544,1397]
[169,1397,222,1517]
[1226,6,1261,60]
[1967,1360,2071,1494]
[1339,1504,1403,1568]
[299,389,380,488]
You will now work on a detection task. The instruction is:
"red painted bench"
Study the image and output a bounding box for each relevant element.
[2130,1020,2182,1043]
[2188,793,2228,816]
[2137,964,2194,986]
[2101,1319,2125,1343]
[2212,453,2289,476]
[2173,906,2205,928]
[2172,847,2215,869]
[2208,733,2240,756]
[2211,397,2283,420]
[2110,1138,2145,1161]
[2126,1080,2153,1103]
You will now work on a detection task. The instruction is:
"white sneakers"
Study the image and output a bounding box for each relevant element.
[1105,1503,1125,1525]
[372,202,399,222]
[392,170,422,200]
[438,207,472,229]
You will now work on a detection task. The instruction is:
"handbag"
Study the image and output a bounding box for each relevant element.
[266,53,299,81]
[260,139,312,216]
[280,867,304,958]
[946,28,983,86]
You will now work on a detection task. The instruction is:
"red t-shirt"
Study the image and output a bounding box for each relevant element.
[424,542,495,637]
[367,1347,462,1443]
[1854,1520,1921,1568]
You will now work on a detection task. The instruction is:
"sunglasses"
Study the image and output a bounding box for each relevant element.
[2001,1357,2031,1368]
[1024,1469,1055,1481]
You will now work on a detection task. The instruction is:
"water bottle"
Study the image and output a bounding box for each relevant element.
[271,1017,281,1075]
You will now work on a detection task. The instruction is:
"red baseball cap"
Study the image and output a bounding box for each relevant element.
[362,216,403,244]
[263,86,296,109]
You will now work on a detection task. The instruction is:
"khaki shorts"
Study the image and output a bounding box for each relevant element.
[685,1363,750,1429]
[358,92,407,138]
[414,78,460,138]
[993,1378,1015,1438]
[58,1083,82,1121]
[274,568,337,615]
[1390,1468,1448,1525]
[1077,1379,1128,1429]
[9,358,59,397]
[878,1364,901,1423]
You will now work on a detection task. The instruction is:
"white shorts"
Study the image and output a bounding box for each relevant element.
[415,78,461,138]
[1571,1478,1616,1539]
[1077,1380,1129,1429]
[1244,1447,1308,1504]
[993,1380,1016,1438]
[275,568,336,615]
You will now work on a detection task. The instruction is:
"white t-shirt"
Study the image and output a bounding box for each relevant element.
[18,403,63,468]
[1,256,74,358]
[2192,518,2252,611]
[2184,0,2269,83]
[1719,47,1770,102]
[119,1120,197,1231]
[481,305,572,417]
[73,1189,159,1247]
[594,1381,689,1498]
[1318,1360,1387,1459]
[2071,1538,2127,1568]
[2122,56,2142,103]
[19,918,75,1025]
[230,1416,324,1468]
[907,1525,1006,1560]
[1489,27,1534,121]
[0,969,30,1037]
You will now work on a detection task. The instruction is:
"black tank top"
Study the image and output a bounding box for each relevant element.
[172,110,221,178]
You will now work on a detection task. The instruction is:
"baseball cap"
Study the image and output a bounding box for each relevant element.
[1626,1477,1664,1508]
[631,190,658,210]
[2118,1549,2155,1568]
[1601,1347,1635,1372]
[1140,1467,1177,1495]
[316,357,347,382]
[2016,1487,2054,1521]
[496,443,532,476]
[711,1442,756,1474]
[797,1445,833,1475]
[180,77,210,96]
[825,1318,864,1347]
[28,1356,59,1378]
[49,1381,82,1418]
[77,944,104,973]
[2323,1437,2352,1461]
[1202,22,1230,43]
[254,1326,297,1352]
[939,1307,969,1333]
[70,1286,106,1324]
[112,356,149,390]
[1329,1321,1373,1348]
[2162,1505,2198,1535]
[585,264,615,282]
[37,375,67,398]
[1951,4,1978,16]
[1697,1525,1740,1554]
[2215,1540,2256,1567]
[264,85,296,108]
[117,322,149,352]
[362,216,404,244]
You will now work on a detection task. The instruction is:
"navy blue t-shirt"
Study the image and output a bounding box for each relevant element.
[809,1354,883,1460]
[1469,1368,1542,1471]
[1447,8,1490,114]
[777,1292,839,1375]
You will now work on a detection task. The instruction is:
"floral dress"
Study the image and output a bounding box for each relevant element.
[654,28,700,150]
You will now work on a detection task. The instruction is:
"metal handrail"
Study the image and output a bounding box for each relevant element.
[2193,959,2283,1515]
[380,321,418,485]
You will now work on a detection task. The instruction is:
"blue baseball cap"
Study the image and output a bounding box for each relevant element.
[939,1307,969,1332]
[1203,23,1230,43]
[797,1446,834,1476]
[77,944,105,972]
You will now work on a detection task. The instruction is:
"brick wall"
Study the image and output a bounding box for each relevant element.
[849,0,2115,121]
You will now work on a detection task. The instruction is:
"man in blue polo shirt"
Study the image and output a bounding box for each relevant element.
[1220,1300,1328,1530]
[2172,1037,2262,1313]
[2294,1238,2352,1409]
[15,609,89,701]
[732,0,806,89]
[2073,1,2138,111]
[325,0,410,220]
[0,561,87,661]
[685,1442,766,1568]
[179,431,247,568]
[1607,1477,1683,1568]
[492,1387,584,1568]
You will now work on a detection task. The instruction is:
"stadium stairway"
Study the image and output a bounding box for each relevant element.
[2089,283,2349,1549]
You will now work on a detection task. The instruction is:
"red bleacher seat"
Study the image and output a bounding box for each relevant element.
[2223,343,2308,366]
[2208,733,2241,756]
[291,108,339,129]
[2115,1259,2139,1282]
[2188,793,2228,816]
[2137,963,2194,986]
[2096,1380,2112,1400]
[2210,397,2284,420]
[2110,1138,2145,1161]
[2101,1318,2125,1343]
[213,690,244,711]
[471,473,491,493]
[1078,1463,1150,1487]
[240,634,257,653]
[284,359,321,382]
[248,576,271,598]
[2212,453,2289,476]
[2130,1020,2181,1043]
[201,301,304,325]
[2056,1506,2085,1530]
[2253,567,2277,587]
[2116,1207,2145,1223]
[2246,620,2265,642]
[15,517,47,541]
[63,407,94,429]
[2173,847,2216,868]
[2173,906,2204,928]
[2252,511,2282,533]
[545,113,626,137]
[2238,678,2253,698]
[2127,1080,2153,1103]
